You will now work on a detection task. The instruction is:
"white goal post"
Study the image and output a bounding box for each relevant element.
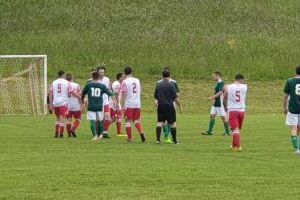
[0,55,47,115]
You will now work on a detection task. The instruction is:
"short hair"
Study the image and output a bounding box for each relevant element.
[58,70,65,77]
[97,66,106,73]
[162,70,170,78]
[90,68,96,73]
[92,72,100,80]
[296,66,300,75]
[66,73,72,81]
[213,71,222,77]
[116,73,123,80]
[124,66,132,75]
[235,74,244,80]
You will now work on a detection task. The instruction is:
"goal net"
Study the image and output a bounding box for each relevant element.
[0,55,47,115]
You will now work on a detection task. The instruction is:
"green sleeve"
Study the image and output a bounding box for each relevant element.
[81,85,88,101]
[216,82,223,92]
[284,80,290,94]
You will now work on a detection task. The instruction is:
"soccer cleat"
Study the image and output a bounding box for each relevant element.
[59,134,63,138]
[127,139,133,143]
[202,131,213,136]
[237,146,243,152]
[97,135,103,140]
[103,133,111,139]
[92,136,98,141]
[140,134,146,142]
[156,141,161,144]
[71,131,77,137]
[164,137,172,144]
[294,149,300,156]
[223,131,231,136]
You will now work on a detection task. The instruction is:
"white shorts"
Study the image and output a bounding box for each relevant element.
[286,112,300,126]
[87,111,104,121]
[210,106,226,117]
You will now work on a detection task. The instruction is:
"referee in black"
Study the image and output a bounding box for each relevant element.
[154,69,182,144]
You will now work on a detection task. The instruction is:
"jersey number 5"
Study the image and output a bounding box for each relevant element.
[235,91,241,102]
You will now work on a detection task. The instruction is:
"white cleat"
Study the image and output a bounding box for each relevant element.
[92,136,98,141]
[294,149,300,156]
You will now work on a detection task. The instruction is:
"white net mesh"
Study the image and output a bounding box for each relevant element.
[0,56,47,115]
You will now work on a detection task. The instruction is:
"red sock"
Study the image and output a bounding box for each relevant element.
[232,132,240,147]
[104,119,110,132]
[55,122,59,134]
[59,123,65,136]
[134,121,143,134]
[72,119,81,132]
[125,122,132,140]
[66,122,72,134]
[117,122,122,134]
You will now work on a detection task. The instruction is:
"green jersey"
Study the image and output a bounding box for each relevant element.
[284,77,300,114]
[214,80,224,107]
[82,82,113,112]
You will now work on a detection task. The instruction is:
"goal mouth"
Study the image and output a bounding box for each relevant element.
[0,55,47,115]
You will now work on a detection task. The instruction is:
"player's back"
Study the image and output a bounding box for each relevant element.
[227,83,247,111]
[84,82,107,112]
[68,82,81,111]
[285,77,300,114]
[51,78,70,107]
[122,77,141,108]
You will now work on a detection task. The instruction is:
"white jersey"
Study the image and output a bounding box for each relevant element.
[226,83,248,112]
[49,78,70,107]
[120,76,141,108]
[97,76,111,105]
[67,82,81,111]
[110,80,121,108]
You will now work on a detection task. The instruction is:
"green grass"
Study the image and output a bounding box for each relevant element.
[0,113,298,200]
[0,0,299,79]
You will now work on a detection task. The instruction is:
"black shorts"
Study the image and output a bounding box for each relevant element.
[157,104,176,124]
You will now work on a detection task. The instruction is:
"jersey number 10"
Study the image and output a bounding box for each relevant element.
[91,87,101,97]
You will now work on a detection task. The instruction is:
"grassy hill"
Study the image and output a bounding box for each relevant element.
[0,0,299,79]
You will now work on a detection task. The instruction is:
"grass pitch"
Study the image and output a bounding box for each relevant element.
[0,113,298,200]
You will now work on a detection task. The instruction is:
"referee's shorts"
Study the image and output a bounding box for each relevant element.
[157,104,176,124]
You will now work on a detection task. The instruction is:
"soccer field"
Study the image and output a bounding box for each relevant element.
[0,113,298,200]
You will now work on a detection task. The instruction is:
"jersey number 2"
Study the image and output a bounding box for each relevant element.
[132,82,137,93]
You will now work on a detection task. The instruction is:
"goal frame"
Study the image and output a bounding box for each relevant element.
[0,55,48,115]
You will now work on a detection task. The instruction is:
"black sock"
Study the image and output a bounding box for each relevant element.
[156,127,162,142]
[170,128,177,143]
[140,133,146,142]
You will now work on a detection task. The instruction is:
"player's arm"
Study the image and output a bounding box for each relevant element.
[283,94,289,115]
[119,82,127,110]
[48,85,54,112]
[223,85,228,112]
[171,84,182,113]
[208,91,222,100]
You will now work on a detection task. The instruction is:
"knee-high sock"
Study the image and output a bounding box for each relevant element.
[156,126,162,142]
[55,122,59,135]
[291,136,299,150]
[224,122,230,135]
[97,120,103,136]
[208,119,215,133]
[59,123,65,136]
[125,122,132,140]
[116,121,122,134]
[163,124,169,138]
[72,119,81,132]
[134,121,144,134]
[90,120,96,136]
[66,122,72,134]
[103,119,110,133]
[232,131,241,147]
[170,127,177,143]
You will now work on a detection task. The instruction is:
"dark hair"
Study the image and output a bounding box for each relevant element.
[296,66,300,75]
[116,73,123,80]
[58,70,65,77]
[124,66,132,75]
[92,72,100,80]
[66,73,72,81]
[97,66,106,72]
[235,74,244,80]
[163,67,170,71]
[213,71,221,77]
[162,70,170,78]
[90,68,96,73]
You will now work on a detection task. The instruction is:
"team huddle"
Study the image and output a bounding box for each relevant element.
[48,64,300,154]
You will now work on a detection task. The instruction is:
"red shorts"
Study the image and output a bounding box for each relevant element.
[111,108,122,120]
[103,104,110,113]
[54,105,68,118]
[67,111,82,119]
[124,108,141,121]
[228,111,245,130]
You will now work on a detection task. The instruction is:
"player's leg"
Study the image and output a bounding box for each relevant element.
[87,111,97,140]
[162,121,172,143]
[116,109,122,135]
[54,107,60,137]
[124,108,133,142]
[167,105,177,144]
[202,106,216,135]
[156,121,163,144]
[66,111,73,137]
[229,111,240,150]
[133,108,145,142]
[220,107,230,135]
[71,111,81,137]
[103,104,111,138]
[286,112,300,152]
[156,106,166,144]
[58,105,68,138]
[96,111,104,140]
